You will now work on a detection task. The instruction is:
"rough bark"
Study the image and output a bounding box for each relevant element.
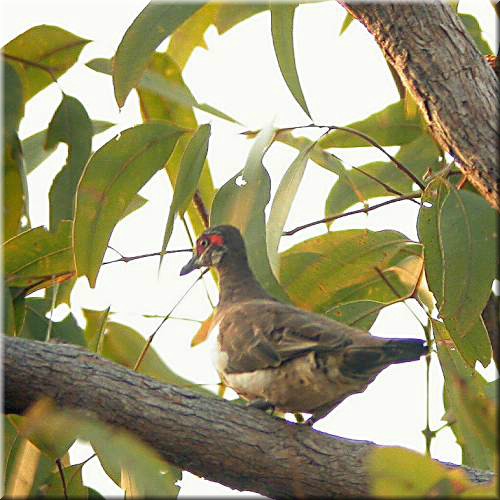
[4,336,494,498]
[339,2,499,211]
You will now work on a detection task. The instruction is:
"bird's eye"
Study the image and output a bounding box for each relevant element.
[200,239,208,247]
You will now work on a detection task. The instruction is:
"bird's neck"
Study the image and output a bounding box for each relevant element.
[216,254,270,306]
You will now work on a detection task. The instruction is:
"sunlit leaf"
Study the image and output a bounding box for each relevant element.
[159,124,211,269]
[418,178,496,366]
[211,125,289,301]
[101,321,211,397]
[279,229,423,317]
[459,13,492,55]
[22,120,114,174]
[325,134,439,220]
[267,144,313,276]
[191,312,215,347]
[433,320,496,470]
[46,94,93,228]
[368,447,471,497]
[74,122,184,287]
[319,100,425,148]
[327,300,387,330]
[214,3,268,34]
[270,3,311,118]
[167,3,220,69]
[2,25,89,101]
[4,222,74,291]
[113,2,205,106]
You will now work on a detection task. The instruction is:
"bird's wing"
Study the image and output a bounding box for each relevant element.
[217,299,357,373]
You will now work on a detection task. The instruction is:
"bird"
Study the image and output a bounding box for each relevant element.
[180,225,428,425]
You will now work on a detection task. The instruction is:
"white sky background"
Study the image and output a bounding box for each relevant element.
[2,0,498,497]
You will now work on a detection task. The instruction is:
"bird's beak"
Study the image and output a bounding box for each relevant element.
[180,253,201,276]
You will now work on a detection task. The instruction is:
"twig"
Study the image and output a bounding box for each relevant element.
[133,269,208,372]
[102,248,192,265]
[283,192,421,236]
[55,458,68,500]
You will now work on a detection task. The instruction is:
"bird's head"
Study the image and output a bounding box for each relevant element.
[180,225,246,276]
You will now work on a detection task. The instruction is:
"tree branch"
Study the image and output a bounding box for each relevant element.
[338,2,499,211]
[4,336,494,498]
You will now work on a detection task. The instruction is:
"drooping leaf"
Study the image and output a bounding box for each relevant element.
[113,2,206,106]
[339,12,354,35]
[101,321,211,397]
[83,307,110,354]
[433,320,496,470]
[88,54,217,238]
[4,222,74,292]
[2,25,90,101]
[22,120,115,174]
[3,62,27,241]
[159,124,211,269]
[270,3,311,119]
[21,297,85,346]
[214,3,268,34]
[459,13,492,55]
[325,134,439,219]
[267,144,313,276]
[46,94,93,228]
[418,178,496,366]
[167,3,220,69]
[211,125,289,302]
[319,100,425,148]
[368,447,472,497]
[279,229,423,318]
[73,122,184,287]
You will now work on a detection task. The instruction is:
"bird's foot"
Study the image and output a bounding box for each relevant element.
[247,399,275,414]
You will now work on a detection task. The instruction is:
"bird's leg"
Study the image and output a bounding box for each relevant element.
[247,399,275,414]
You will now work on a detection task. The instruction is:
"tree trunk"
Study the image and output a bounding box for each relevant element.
[4,336,494,498]
[339,2,499,211]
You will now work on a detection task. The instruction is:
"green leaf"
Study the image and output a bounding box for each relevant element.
[270,3,311,119]
[433,319,496,470]
[2,25,89,101]
[167,3,219,69]
[46,94,93,228]
[22,120,115,174]
[368,447,471,497]
[113,2,206,106]
[459,13,492,55]
[4,287,16,336]
[21,297,85,346]
[3,62,26,241]
[83,307,110,354]
[101,321,212,397]
[42,464,88,498]
[325,134,439,219]
[418,178,496,366]
[319,100,425,148]
[327,300,387,330]
[339,12,354,35]
[121,193,148,220]
[267,144,313,276]
[211,126,289,302]
[4,221,74,291]
[279,229,423,316]
[214,3,268,34]
[159,124,211,269]
[74,122,184,287]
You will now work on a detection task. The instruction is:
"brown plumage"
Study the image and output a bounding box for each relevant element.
[181,225,427,424]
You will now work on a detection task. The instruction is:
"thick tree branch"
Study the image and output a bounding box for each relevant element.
[339,2,499,211]
[4,336,494,498]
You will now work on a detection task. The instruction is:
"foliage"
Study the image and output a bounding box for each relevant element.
[2,1,497,497]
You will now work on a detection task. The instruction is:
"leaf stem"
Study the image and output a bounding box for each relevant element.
[55,458,68,500]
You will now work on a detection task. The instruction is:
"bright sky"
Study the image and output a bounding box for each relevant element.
[2,0,497,497]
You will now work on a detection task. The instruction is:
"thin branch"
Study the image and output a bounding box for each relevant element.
[55,458,68,500]
[133,270,208,372]
[283,192,421,236]
[102,248,192,265]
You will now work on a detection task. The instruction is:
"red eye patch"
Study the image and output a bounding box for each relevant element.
[196,234,225,255]
[209,234,224,247]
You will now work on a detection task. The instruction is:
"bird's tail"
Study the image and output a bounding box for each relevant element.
[341,338,428,378]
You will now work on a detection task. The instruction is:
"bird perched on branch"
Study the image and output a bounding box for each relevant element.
[181,225,427,425]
